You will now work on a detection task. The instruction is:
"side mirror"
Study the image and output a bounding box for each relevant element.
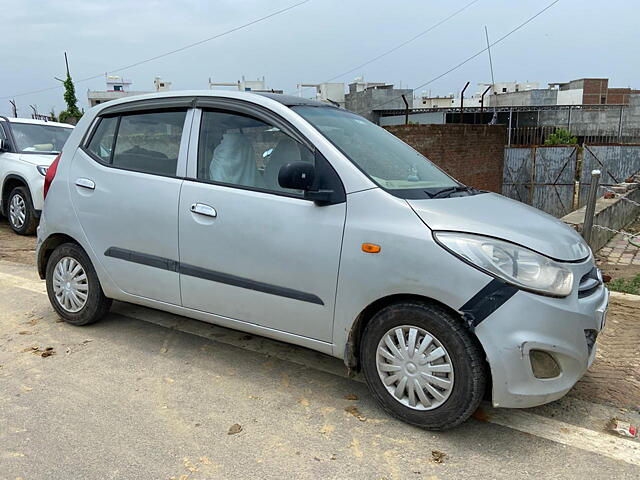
[278,161,316,191]
[0,139,7,152]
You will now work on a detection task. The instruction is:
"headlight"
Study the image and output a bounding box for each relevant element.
[37,165,49,176]
[434,232,574,297]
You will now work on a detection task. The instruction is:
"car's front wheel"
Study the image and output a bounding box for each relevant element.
[45,242,112,325]
[7,186,37,235]
[360,301,487,430]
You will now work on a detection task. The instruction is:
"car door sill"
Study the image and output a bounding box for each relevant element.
[111,290,335,355]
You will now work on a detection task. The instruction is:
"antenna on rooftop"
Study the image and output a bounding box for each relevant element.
[484,26,498,125]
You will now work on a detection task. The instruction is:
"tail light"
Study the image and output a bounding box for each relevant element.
[43,153,61,200]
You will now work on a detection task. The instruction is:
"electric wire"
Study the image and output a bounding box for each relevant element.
[1,0,312,100]
[295,0,481,95]
[359,0,561,114]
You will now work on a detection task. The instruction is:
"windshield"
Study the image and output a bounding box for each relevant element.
[292,106,460,198]
[10,123,72,154]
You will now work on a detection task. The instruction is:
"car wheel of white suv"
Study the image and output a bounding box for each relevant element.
[360,301,487,430]
[45,243,112,325]
[7,186,37,235]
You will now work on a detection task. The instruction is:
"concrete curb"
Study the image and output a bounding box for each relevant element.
[609,290,640,301]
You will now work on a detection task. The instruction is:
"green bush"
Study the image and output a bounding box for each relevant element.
[607,274,640,295]
[544,128,577,145]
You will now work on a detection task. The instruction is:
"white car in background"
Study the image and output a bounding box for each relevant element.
[0,116,73,234]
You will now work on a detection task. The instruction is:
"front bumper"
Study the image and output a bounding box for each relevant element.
[474,266,608,409]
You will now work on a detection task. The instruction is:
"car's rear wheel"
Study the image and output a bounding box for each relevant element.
[46,242,112,325]
[7,186,37,235]
[360,301,486,430]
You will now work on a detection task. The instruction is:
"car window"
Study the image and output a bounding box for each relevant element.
[87,116,118,163]
[9,123,72,154]
[197,110,314,195]
[111,110,187,176]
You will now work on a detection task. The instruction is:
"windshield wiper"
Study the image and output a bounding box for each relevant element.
[428,185,475,198]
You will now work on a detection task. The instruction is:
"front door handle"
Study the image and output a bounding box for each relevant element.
[75,178,95,190]
[190,203,217,218]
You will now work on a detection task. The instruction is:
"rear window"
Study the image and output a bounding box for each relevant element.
[86,110,187,176]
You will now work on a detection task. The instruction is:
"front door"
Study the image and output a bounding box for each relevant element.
[69,108,192,305]
[178,107,346,341]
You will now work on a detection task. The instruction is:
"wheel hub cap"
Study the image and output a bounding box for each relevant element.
[8,194,26,229]
[52,257,89,313]
[376,325,454,411]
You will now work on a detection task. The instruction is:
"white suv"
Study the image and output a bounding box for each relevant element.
[0,116,73,234]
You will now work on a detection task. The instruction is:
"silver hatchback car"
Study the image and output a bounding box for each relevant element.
[37,91,608,429]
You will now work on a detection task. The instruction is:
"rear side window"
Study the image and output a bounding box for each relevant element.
[86,110,187,176]
[87,116,117,162]
[113,111,186,176]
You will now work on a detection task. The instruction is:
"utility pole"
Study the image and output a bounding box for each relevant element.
[64,51,70,76]
[9,100,17,118]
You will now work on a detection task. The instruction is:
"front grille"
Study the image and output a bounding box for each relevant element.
[578,267,602,298]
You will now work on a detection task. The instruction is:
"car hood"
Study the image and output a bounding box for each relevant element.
[407,192,590,261]
[18,153,58,166]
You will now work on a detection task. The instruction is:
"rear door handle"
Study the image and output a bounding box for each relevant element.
[75,178,95,190]
[190,203,217,218]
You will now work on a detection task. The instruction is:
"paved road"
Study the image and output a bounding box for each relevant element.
[1,257,639,480]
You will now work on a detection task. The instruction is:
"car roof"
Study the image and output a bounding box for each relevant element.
[1,117,74,129]
[90,89,337,113]
[254,92,335,107]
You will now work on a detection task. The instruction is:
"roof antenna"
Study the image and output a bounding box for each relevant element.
[485,26,498,125]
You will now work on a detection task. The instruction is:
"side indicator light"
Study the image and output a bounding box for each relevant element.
[362,243,381,254]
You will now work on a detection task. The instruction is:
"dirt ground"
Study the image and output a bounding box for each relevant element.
[571,294,640,409]
[0,217,36,265]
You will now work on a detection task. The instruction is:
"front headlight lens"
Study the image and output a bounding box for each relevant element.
[37,165,49,176]
[434,232,574,297]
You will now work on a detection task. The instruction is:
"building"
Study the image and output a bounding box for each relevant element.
[481,81,539,95]
[297,82,345,108]
[487,78,640,107]
[413,82,538,110]
[549,78,640,105]
[87,76,170,107]
[208,76,282,93]
[153,76,172,92]
[414,93,483,109]
[344,78,413,122]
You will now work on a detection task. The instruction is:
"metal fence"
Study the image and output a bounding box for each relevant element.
[508,126,640,146]
[502,144,640,217]
[502,146,577,217]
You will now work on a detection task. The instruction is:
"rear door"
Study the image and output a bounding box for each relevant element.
[69,107,193,304]
[178,106,346,341]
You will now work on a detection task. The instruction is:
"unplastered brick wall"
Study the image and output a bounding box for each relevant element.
[383,124,507,192]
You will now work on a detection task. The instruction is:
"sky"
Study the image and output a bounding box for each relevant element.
[1,0,637,117]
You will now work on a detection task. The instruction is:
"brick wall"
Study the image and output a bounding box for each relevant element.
[384,124,507,192]
[582,78,609,105]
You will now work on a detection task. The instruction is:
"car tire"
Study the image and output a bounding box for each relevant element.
[7,186,37,235]
[45,242,112,326]
[360,301,486,430]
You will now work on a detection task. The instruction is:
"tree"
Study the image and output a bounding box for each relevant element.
[58,53,83,124]
[544,128,577,145]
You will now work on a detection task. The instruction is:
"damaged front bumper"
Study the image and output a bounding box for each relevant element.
[474,261,608,409]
